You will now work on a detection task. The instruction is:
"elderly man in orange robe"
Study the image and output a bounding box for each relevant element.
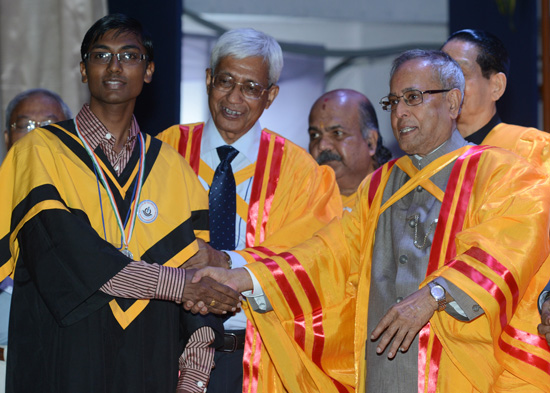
[192,49,550,393]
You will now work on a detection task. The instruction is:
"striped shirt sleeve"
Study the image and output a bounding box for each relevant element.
[177,327,215,393]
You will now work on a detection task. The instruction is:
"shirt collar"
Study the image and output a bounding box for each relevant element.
[75,104,140,152]
[202,117,261,163]
[464,113,502,145]
[412,129,471,169]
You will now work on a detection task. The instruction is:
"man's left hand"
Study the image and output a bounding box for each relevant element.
[538,297,550,347]
[370,285,437,359]
[183,238,231,270]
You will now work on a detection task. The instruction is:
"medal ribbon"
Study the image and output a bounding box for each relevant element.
[74,119,146,253]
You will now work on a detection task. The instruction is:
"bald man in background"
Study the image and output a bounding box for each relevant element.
[308,89,391,209]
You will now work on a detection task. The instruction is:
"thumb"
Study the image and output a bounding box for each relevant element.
[191,267,208,283]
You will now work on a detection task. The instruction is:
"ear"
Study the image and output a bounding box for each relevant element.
[447,88,462,120]
[144,61,155,84]
[366,129,378,157]
[205,68,213,93]
[489,72,507,102]
[264,85,279,110]
[4,129,10,150]
[80,62,88,83]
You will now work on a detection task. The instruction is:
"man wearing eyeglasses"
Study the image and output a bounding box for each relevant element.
[157,28,342,393]
[0,14,243,393]
[190,49,550,392]
[3,88,72,150]
[0,87,71,393]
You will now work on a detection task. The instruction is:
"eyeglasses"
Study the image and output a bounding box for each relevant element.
[84,51,148,65]
[211,73,270,100]
[379,89,451,112]
[10,119,53,133]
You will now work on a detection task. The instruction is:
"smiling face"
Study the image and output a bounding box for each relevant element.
[308,91,377,195]
[79,29,154,112]
[206,56,279,144]
[390,59,461,156]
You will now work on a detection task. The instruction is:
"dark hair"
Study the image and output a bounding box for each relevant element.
[444,29,509,79]
[80,13,154,62]
[357,99,391,168]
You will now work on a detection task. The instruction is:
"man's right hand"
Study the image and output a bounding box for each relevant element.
[183,238,231,270]
[184,267,253,314]
[183,269,242,315]
[538,297,550,347]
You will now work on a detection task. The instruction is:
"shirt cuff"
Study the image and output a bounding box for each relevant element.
[225,250,248,269]
[178,327,215,393]
[433,277,483,321]
[241,267,272,312]
[155,266,186,303]
[539,290,550,314]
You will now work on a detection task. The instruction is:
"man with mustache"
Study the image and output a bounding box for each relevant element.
[308,89,391,209]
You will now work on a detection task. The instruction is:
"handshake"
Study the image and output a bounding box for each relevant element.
[180,239,254,315]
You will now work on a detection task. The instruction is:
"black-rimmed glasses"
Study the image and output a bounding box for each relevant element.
[379,89,451,112]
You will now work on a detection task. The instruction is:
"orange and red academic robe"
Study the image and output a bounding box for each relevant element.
[157,123,343,392]
[240,145,550,392]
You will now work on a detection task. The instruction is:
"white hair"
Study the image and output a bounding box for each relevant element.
[210,28,284,85]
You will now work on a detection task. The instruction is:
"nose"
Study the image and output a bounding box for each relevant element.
[226,83,244,103]
[317,135,333,151]
[107,54,122,73]
[393,98,409,118]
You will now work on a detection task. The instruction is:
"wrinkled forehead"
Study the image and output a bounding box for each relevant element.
[390,60,439,93]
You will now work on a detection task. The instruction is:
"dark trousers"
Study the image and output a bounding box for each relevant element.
[207,350,244,393]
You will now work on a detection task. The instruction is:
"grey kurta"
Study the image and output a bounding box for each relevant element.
[365,130,481,393]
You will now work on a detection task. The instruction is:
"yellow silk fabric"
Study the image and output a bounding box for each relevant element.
[246,146,550,392]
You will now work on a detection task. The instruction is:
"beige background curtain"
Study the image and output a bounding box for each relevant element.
[0,0,108,162]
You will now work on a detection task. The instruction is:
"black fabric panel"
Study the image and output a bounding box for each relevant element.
[11,184,67,230]
[192,209,210,231]
[140,214,198,265]
[0,233,11,268]
[17,209,131,326]
[7,274,182,393]
[142,135,161,182]
[181,310,225,350]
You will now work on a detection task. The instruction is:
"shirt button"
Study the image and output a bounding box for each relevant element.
[115,165,120,171]
[105,133,112,140]
[416,186,423,192]
[399,255,408,264]
[408,219,416,228]
[396,297,403,303]
[472,304,481,313]
[197,381,204,388]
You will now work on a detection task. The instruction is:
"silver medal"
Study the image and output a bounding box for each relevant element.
[121,248,134,260]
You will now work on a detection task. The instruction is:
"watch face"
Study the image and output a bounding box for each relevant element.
[431,285,445,299]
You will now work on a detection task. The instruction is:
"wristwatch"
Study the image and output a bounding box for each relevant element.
[222,251,232,269]
[428,281,446,311]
